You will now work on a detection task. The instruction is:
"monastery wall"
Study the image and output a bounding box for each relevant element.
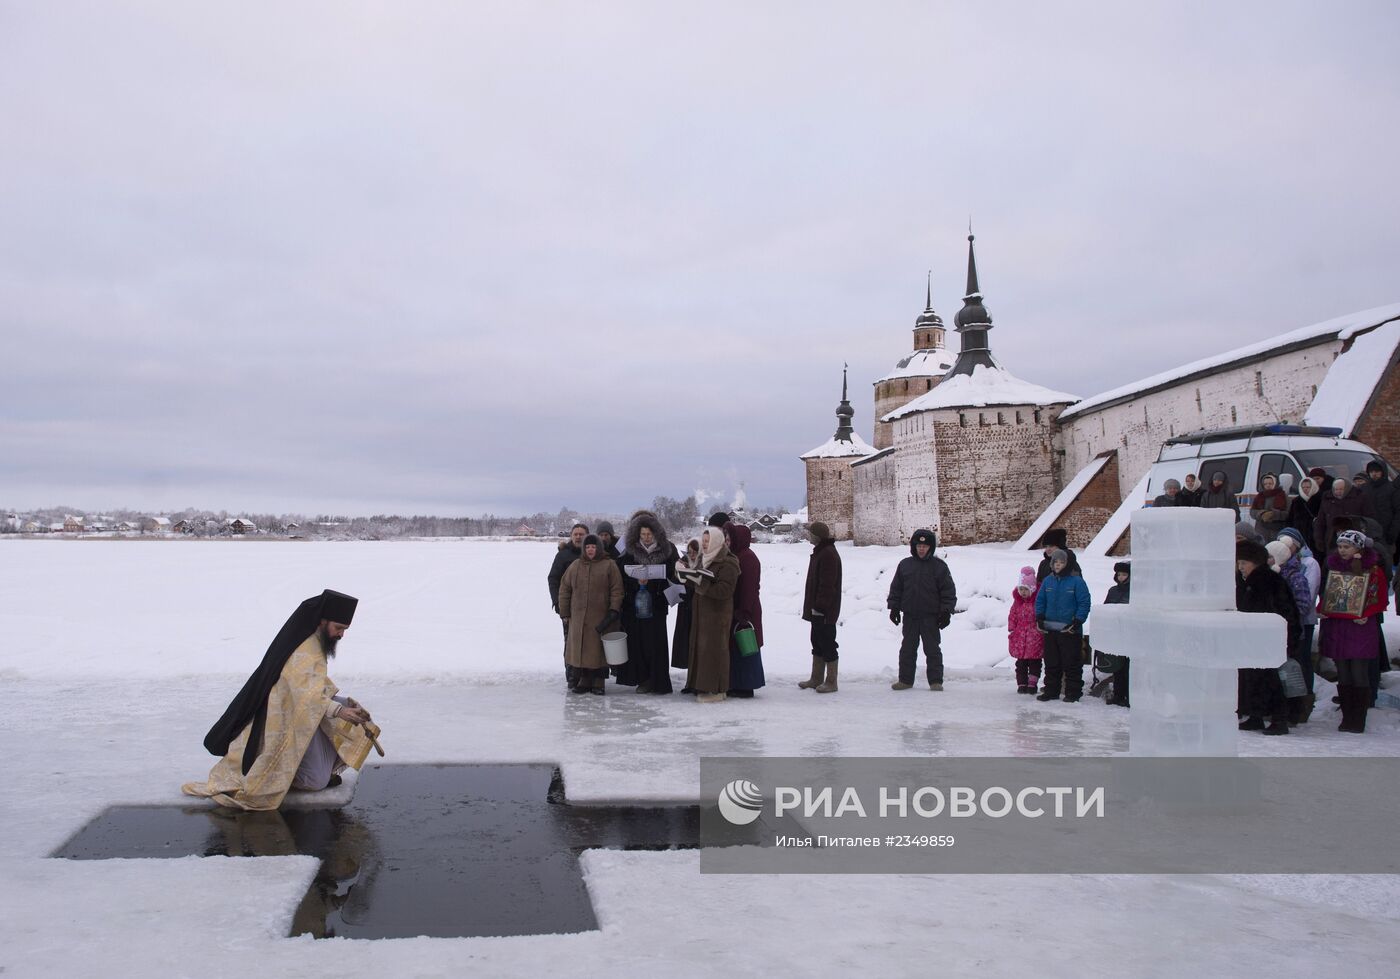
[1057,341,1339,497]
[888,412,942,543]
[929,406,1065,545]
[852,451,901,545]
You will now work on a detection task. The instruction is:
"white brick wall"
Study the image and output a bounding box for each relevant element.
[1058,341,1340,497]
[852,452,901,545]
[891,412,942,543]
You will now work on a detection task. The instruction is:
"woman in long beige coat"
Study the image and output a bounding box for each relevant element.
[685,526,741,703]
[558,534,625,695]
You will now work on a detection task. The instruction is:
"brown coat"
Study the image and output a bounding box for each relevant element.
[685,549,740,694]
[802,537,842,621]
[558,553,624,670]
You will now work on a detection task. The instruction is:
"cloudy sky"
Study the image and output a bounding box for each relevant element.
[3,1,1398,516]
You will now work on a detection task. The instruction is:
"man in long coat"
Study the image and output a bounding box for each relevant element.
[800,521,842,693]
[183,590,378,811]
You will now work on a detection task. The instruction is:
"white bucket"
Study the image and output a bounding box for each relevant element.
[602,631,629,666]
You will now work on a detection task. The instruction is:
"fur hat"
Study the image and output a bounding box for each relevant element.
[1366,460,1385,475]
[707,511,730,528]
[1042,528,1068,549]
[1336,529,1370,550]
[1265,540,1292,568]
[808,521,832,542]
[1235,539,1270,567]
[582,533,601,552]
[911,528,937,551]
[1018,566,1036,590]
[1113,561,1131,575]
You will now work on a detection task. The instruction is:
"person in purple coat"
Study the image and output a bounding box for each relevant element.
[724,523,766,698]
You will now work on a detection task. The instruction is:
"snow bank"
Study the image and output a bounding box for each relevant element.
[1013,454,1111,551]
[1304,318,1400,434]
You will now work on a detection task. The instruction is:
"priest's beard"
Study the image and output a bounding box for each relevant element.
[319,625,340,657]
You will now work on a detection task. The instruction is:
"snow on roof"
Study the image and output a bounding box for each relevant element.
[152,516,170,526]
[800,431,877,460]
[1059,302,1400,422]
[851,446,897,467]
[1012,454,1112,551]
[1085,471,1152,557]
[882,360,1078,420]
[1303,318,1400,435]
[875,347,957,383]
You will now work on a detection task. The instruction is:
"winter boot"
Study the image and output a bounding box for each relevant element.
[1238,716,1265,731]
[1340,686,1368,734]
[1337,686,1357,733]
[798,656,825,690]
[1263,716,1289,735]
[929,682,944,691]
[1035,688,1059,702]
[816,661,839,694]
[891,680,914,690]
[591,677,605,695]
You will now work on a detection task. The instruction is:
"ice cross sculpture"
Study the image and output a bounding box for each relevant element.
[1092,507,1286,756]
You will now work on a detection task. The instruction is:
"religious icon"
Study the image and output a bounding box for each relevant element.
[1321,571,1369,618]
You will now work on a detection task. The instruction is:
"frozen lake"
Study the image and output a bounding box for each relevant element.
[2,538,1397,977]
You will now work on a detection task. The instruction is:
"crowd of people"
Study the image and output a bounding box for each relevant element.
[544,461,1397,732]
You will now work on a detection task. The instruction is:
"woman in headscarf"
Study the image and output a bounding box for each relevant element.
[684,525,740,703]
[1286,476,1320,552]
[557,534,624,695]
[615,510,679,694]
[674,537,700,693]
[724,523,766,699]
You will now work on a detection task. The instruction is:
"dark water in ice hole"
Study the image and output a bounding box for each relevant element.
[53,763,757,940]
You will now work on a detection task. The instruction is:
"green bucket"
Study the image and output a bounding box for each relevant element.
[733,622,759,657]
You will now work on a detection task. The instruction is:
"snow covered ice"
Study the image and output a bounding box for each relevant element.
[2,537,1399,977]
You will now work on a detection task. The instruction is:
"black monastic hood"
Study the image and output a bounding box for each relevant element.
[202,589,357,774]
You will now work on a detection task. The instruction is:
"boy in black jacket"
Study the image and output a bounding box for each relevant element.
[1104,562,1131,707]
[887,528,957,691]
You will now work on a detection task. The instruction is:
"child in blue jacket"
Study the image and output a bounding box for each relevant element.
[1034,548,1092,702]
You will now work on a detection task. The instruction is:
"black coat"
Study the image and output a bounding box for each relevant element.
[887,542,957,623]
[1362,474,1397,544]
[1151,494,1186,508]
[1199,478,1240,518]
[1236,565,1301,657]
[803,538,842,621]
[547,542,582,611]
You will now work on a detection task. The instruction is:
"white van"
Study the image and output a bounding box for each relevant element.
[1145,424,1394,508]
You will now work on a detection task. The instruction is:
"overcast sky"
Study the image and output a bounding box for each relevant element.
[3,1,1398,517]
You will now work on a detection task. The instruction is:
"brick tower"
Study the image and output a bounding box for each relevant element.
[873,272,955,449]
[802,367,876,540]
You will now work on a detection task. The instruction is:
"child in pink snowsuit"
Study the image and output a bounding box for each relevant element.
[1008,566,1043,693]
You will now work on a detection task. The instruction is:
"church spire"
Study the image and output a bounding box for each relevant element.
[913,269,945,350]
[947,231,996,377]
[834,364,855,441]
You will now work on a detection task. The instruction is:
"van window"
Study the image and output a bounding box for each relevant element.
[1259,453,1303,493]
[1293,450,1392,482]
[1198,457,1248,493]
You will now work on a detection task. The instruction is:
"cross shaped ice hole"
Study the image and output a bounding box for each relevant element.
[52,763,731,939]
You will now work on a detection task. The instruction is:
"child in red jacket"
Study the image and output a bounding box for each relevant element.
[1008,566,1043,693]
